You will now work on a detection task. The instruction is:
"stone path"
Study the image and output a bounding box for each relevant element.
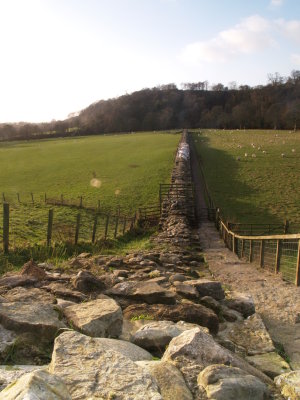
[198,220,300,370]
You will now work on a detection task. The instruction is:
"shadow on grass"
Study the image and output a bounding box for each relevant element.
[192,133,283,225]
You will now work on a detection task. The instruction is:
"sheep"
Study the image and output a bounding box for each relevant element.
[292,149,296,153]
[252,153,256,158]
[281,153,285,157]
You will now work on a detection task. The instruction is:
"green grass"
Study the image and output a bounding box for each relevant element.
[0,131,179,260]
[192,129,300,228]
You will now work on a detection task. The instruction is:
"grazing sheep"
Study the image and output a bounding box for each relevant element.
[252,153,256,158]
[258,146,261,150]
[262,150,266,154]
[292,149,296,153]
[245,153,248,157]
[281,153,285,157]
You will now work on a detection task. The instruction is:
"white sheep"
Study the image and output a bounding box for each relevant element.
[281,153,285,157]
[252,153,256,158]
[292,149,296,153]
[245,153,248,157]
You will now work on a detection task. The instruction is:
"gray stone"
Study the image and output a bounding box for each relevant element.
[49,330,162,399]
[64,298,122,338]
[0,365,45,391]
[132,320,207,353]
[275,370,300,400]
[123,302,219,334]
[107,281,176,304]
[0,325,17,359]
[174,282,199,300]
[246,352,291,378]
[198,364,269,400]
[169,274,188,283]
[162,327,273,397]
[200,296,222,313]
[223,291,255,317]
[184,279,225,300]
[227,314,275,355]
[3,287,55,303]
[42,282,87,302]
[0,302,65,339]
[137,360,193,400]
[0,274,37,289]
[71,270,105,293]
[0,369,71,399]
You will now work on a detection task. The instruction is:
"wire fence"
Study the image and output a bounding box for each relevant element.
[219,220,300,286]
[0,200,137,253]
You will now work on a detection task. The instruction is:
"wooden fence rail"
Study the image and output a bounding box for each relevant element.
[218,220,300,286]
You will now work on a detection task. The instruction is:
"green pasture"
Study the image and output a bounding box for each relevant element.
[0,132,179,252]
[192,129,300,228]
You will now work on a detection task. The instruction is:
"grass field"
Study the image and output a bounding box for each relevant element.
[0,132,180,256]
[192,129,300,228]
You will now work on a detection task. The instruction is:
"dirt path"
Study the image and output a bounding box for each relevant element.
[190,136,300,369]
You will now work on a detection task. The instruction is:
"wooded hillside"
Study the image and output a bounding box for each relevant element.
[1,71,299,140]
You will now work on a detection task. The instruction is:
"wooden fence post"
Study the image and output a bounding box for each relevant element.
[249,240,253,262]
[47,209,53,246]
[92,214,98,244]
[296,239,300,286]
[241,239,245,258]
[75,213,81,245]
[3,203,9,254]
[232,234,236,254]
[114,214,119,238]
[104,214,110,239]
[123,218,126,234]
[284,220,289,234]
[275,239,281,273]
[31,192,34,204]
[260,240,264,267]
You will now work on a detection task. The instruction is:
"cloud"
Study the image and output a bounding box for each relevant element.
[182,15,274,63]
[276,19,300,43]
[270,0,284,7]
[291,53,300,66]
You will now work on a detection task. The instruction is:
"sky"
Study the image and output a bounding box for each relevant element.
[0,0,300,123]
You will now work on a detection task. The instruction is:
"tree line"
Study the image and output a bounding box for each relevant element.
[1,70,299,141]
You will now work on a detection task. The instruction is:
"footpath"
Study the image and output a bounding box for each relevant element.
[189,130,300,379]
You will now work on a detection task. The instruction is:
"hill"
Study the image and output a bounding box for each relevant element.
[0,70,299,140]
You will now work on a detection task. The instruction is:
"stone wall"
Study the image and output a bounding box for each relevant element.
[154,130,199,248]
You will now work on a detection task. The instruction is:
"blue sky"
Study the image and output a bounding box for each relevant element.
[0,0,299,122]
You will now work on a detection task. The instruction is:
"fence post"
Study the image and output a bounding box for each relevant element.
[47,209,53,246]
[215,208,220,229]
[114,214,119,238]
[232,234,236,254]
[284,220,289,234]
[79,196,83,208]
[31,192,34,204]
[75,213,81,245]
[104,214,110,239]
[123,217,126,234]
[296,239,300,286]
[275,239,281,273]
[249,240,253,262]
[92,214,98,244]
[260,240,264,268]
[3,203,9,254]
[241,239,245,258]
